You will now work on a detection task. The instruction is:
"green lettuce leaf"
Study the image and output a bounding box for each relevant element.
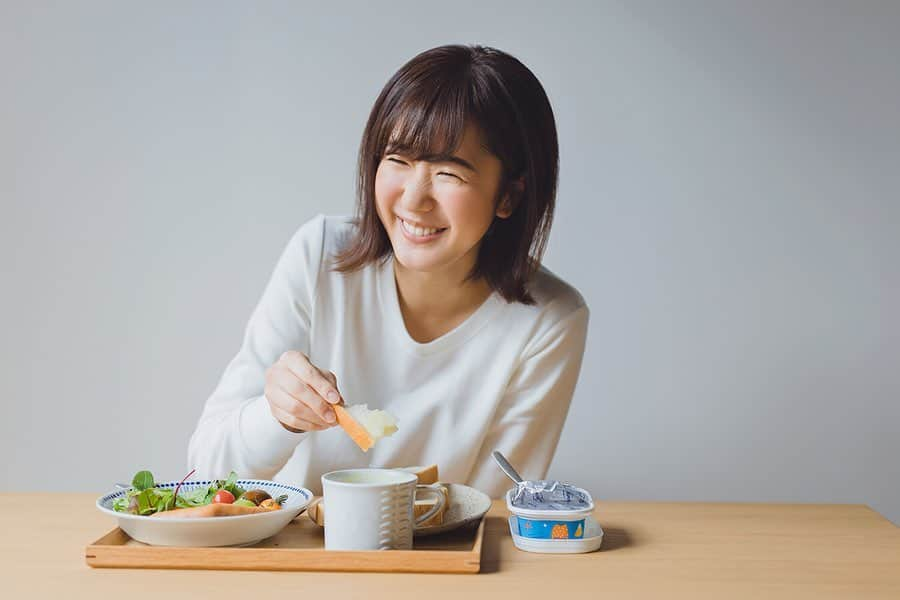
[176,485,212,508]
[132,470,155,491]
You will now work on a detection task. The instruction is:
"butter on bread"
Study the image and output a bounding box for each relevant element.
[334,403,398,452]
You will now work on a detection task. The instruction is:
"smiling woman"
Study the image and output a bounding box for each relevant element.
[187,45,589,499]
[373,121,510,290]
[335,44,559,305]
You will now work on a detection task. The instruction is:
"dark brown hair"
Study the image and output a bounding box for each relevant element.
[332,44,559,304]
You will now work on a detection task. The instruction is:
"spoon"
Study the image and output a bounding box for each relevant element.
[492,450,524,485]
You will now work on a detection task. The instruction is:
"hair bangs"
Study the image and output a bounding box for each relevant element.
[379,78,471,163]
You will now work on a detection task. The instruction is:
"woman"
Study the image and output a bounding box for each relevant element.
[188,44,589,498]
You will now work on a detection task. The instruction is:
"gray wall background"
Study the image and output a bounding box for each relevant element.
[2,1,898,523]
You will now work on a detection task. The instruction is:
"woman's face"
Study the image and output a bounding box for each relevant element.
[375,121,512,277]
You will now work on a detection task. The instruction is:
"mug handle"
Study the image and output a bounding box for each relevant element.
[413,484,447,527]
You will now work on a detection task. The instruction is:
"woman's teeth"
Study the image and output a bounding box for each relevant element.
[400,218,445,237]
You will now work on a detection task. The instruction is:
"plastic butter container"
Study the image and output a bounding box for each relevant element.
[505,481,602,553]
[505,480,596,543]
[508,515,603,554]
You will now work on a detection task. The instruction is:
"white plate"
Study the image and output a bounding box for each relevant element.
[414,483,492,537]
[96,479,313,547]
[508,515,604,553]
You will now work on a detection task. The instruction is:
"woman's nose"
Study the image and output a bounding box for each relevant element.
[397,169,436,212]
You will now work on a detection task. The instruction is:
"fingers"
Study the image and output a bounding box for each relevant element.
[267,366,335,426]
[324,371,343,405]
[269,404,326,433]
[280,351,343,405]
[264,352,344,432]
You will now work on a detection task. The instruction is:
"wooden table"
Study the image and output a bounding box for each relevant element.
[2,494,899,599]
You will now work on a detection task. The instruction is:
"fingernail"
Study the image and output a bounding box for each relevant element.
[325,411,336,423]
[327,391,340,404]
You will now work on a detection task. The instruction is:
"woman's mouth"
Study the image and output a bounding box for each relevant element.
[398,218,447,243]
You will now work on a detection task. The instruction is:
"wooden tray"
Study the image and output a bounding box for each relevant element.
[85,512,485,574]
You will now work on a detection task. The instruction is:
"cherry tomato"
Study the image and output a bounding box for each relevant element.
[213,490,235,504]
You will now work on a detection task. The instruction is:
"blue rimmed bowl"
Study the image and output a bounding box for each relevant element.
[96,479,313,547]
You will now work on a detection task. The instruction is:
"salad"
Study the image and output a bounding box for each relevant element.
[112,469,287,516]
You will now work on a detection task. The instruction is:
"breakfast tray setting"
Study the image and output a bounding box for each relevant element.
[87,457,597,573]
[86,512,486,574]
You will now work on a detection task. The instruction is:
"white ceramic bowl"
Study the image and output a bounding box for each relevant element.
[96,479,313,547]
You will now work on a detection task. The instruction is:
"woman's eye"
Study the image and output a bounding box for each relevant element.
[387,157,406,165]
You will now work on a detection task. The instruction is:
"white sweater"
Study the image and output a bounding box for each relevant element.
[188,215,589,498]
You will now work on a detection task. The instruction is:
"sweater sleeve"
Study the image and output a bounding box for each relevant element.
[467,304,590,498]
[187,215,326,480]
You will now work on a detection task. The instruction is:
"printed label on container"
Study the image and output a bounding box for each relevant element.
[517,517,586,539]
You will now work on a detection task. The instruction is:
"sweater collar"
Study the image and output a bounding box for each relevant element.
[376,256,503,356]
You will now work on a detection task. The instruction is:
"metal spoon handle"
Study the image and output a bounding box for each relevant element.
[492,450,524,484]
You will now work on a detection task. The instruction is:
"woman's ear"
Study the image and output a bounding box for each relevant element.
[495,176,525,219]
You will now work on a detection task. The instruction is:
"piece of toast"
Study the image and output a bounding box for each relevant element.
[333,404,398,452]
[307,497,325,526]
[398,464,439,485]
[414,484,449,526]
[333,404,374,451]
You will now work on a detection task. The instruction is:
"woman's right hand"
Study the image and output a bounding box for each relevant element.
[264,351,343,433]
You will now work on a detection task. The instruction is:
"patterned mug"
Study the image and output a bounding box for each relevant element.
[321,468,446,550]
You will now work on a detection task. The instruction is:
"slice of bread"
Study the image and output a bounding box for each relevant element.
[307,497,325,526]
[414,484,449,526]
[398,464,439,485]
[334,403,398,452]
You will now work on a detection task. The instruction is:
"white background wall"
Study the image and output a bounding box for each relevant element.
[2,1,898,523]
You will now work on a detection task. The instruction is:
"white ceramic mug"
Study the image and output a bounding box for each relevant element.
[321,468,446,550]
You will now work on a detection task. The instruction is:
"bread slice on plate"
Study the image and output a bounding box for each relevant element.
[307,497,325,526]
[334,403,398,452]
[398,464,439,485]
[414,484,449,526]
